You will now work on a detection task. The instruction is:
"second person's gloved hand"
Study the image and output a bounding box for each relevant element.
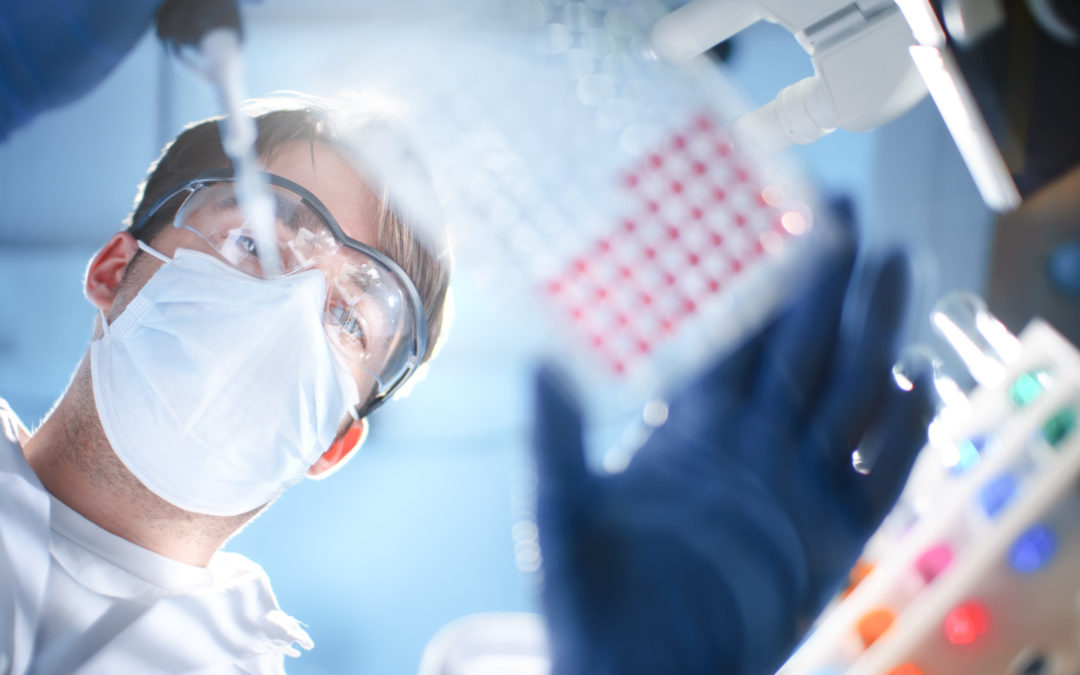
[0,0,163,141]
[532,238,936,675]
[0,0,245,142]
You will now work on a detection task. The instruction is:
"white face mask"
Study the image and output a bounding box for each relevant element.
[89,243,361,516]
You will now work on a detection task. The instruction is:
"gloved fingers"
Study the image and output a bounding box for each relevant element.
[803,252,911,482]
[751,239,857,428]
[532,363,592,532]
[664,238,856,457]
[848,367,935,524]
[662,240,857,453]
[532,363,600,625]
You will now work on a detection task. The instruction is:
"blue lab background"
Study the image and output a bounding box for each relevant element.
[0,5,991,674]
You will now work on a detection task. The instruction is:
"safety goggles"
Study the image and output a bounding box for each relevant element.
[130,168,428,418]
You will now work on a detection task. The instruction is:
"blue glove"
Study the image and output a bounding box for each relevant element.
[0,0,163,140]
[532,240,936,675]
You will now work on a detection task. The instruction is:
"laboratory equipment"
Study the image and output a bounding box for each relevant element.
[649,0,929,153]
[157,0,282,276]
[418,613,549,675]
[780,296,1080,673]
[894,0,1080,212]
[321,1,836,414]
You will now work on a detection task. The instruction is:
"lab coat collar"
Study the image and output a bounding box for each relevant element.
[45,468,315,657]
[49,494,216,598]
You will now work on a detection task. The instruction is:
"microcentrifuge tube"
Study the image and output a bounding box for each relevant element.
[931,293,1021,388]
[891,344,967,410]
[1041,407,1077,447]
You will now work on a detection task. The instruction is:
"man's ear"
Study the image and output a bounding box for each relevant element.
[308,417,368,479]
[86,232,140,312]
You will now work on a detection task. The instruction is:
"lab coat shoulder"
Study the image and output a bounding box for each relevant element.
[0,398,52,675]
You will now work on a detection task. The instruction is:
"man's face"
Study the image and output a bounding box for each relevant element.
[105,140,387,409]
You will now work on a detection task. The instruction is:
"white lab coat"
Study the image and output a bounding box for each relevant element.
[0,399,312,674]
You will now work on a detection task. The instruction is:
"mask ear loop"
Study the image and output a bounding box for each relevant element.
[98,240,170,340]
[98,308,111,339]
[97,240,178,342]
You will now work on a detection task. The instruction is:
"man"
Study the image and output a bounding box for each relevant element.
[2,102,451,673]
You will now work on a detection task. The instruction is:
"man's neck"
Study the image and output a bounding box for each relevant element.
[21,356,247,568]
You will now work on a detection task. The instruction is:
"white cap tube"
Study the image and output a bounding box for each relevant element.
[733,74,838,153]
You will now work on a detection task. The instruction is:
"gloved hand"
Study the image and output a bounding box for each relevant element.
[532,238,936,675]
[0,0,245,142]
[0,0,163,141]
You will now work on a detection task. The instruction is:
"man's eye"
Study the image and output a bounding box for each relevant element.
[232,234,258,257]
[337,307,363,337]
[331,304,368,349]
